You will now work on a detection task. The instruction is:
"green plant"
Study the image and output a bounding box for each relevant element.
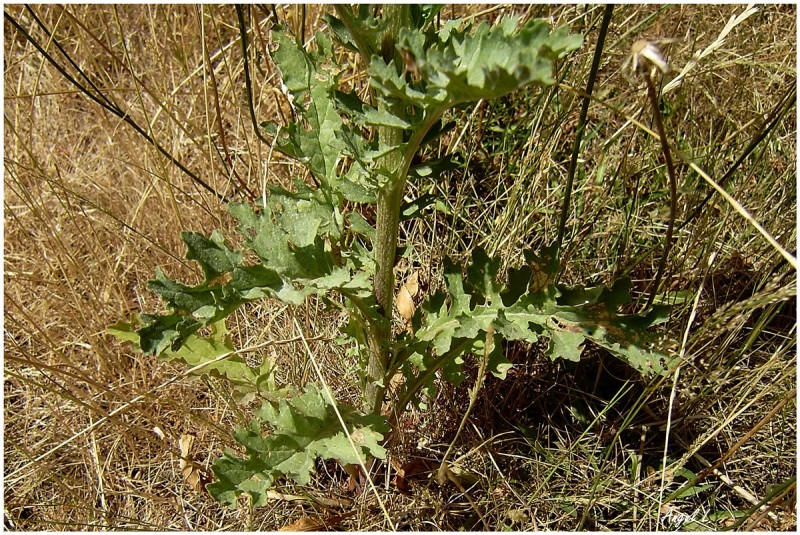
[110,5,675,507]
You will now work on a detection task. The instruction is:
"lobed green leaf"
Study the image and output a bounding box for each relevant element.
[398,246,676,406]
[208,385,387,507]
[368,16,583,113]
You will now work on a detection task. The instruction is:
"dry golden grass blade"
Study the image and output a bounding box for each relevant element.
[5,347,236,486]
[688,161,797,269]
[661,4,759,94]
[264,491,353,509]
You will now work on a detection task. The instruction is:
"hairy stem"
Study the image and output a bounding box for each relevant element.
[366,4,411,414]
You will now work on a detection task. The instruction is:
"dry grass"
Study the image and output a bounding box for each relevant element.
[4,4,796,531]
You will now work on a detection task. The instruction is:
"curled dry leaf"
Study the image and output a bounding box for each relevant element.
[396,270,423,330]
[279,516,326,532]
[279,512,357,531]
[341,462,362,493]
[391,458,435,494]
[405,270,420,297]
[395,285,415,326]
[179,433,206,493]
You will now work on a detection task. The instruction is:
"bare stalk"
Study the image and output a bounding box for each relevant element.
[555,4,614,258]
[641,67,678,311]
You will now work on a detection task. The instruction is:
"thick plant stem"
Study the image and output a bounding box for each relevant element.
[373,146,404,315]
[366,5,410,414]
[366,171,403,413]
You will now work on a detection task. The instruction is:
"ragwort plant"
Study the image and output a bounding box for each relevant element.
[111,6,676,507]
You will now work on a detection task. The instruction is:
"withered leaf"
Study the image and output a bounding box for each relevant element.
[179,433,206,493]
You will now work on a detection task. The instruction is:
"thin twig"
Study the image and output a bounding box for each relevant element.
[236,5,272,147]
[679,81,796,230]
[555,4,614,257]
[688,161,797,270]
[4,8,229,203]
[200,6,256,201]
